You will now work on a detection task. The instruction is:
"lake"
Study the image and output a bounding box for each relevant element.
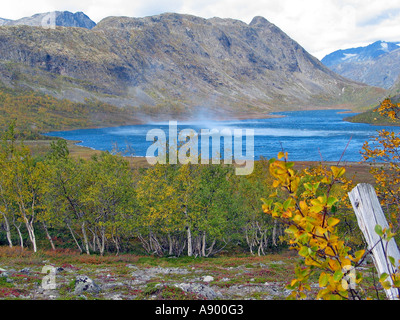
[44,109,400,162]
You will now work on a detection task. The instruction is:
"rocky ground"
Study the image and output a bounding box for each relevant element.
[0,250,298,300]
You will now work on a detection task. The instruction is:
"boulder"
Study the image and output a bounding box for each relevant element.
[174,283,221,300]
[74,275,101,295]
[203,275,214,282]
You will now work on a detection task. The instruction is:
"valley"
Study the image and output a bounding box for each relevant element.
[0,9,399,303]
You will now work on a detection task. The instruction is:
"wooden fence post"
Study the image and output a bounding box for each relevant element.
[348,183,400,300]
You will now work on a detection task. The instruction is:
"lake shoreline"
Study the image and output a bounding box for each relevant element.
[41,109,397,164]
[40,105,359,135]
[23,138,377,184]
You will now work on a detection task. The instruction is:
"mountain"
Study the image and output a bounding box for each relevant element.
[322,41,400,89]
[0,13,385,121]
[0,18,12,26]
[0,11,96,29]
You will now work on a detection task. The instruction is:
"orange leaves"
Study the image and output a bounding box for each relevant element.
[361,101,400,231]
[376,98,400,122]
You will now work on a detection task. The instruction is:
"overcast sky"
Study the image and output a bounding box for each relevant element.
[1,0,400,59]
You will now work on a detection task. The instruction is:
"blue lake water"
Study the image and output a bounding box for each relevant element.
[44,109,400,162]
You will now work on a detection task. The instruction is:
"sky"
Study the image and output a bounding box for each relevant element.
[1,0,400,59]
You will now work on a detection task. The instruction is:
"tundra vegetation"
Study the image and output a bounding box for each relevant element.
[0,99,399,300]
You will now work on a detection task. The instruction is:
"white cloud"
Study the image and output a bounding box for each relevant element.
[1,0,400,59]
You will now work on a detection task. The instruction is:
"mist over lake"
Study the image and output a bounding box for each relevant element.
[44,109,400,162]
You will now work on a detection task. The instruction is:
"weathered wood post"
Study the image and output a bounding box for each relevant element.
[348,183,400,300]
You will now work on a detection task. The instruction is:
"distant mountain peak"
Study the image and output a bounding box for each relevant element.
[55,11,96,29]
[249,16,271,26]
[0,11,96,29]
[322,40,400,66]
[322,40,400,89]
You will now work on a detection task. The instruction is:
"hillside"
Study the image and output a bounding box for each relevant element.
[322,41,400,89]
[0,86,142,138]
[0,13,385,123]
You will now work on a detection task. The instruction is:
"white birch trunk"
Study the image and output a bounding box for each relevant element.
[0,211,12,247]
[187,226,193,257]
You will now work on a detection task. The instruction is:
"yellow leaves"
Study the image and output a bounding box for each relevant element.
[272,179,281,188]
[350,250,365,263]
[328,258,341,272]
[319,272,329,287]
[290,279,298,287]
[269,159,286,174]
[269,158,299,194]
[331,166,346,179]
[315,226,327,236]
[310,196,325,214]
[325,246,336,257]
[265,153,359,300]
[299,200,308,213]
[327,217,340,228]
[278,151,288,160]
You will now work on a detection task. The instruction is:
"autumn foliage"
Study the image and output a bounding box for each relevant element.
[262,98,400,300]
[362,100,400,233]
[262,152,364,299]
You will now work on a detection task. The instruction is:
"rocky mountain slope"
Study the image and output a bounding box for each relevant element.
[0,13,385,120]
[0,11,96,29]
[322,41,400,89]
[389,73,400,96]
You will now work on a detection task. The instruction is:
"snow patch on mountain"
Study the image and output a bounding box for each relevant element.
[381,42,389,51]
[342,53,358,61]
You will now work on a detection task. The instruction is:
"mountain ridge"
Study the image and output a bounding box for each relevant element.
[0,12,386,122]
